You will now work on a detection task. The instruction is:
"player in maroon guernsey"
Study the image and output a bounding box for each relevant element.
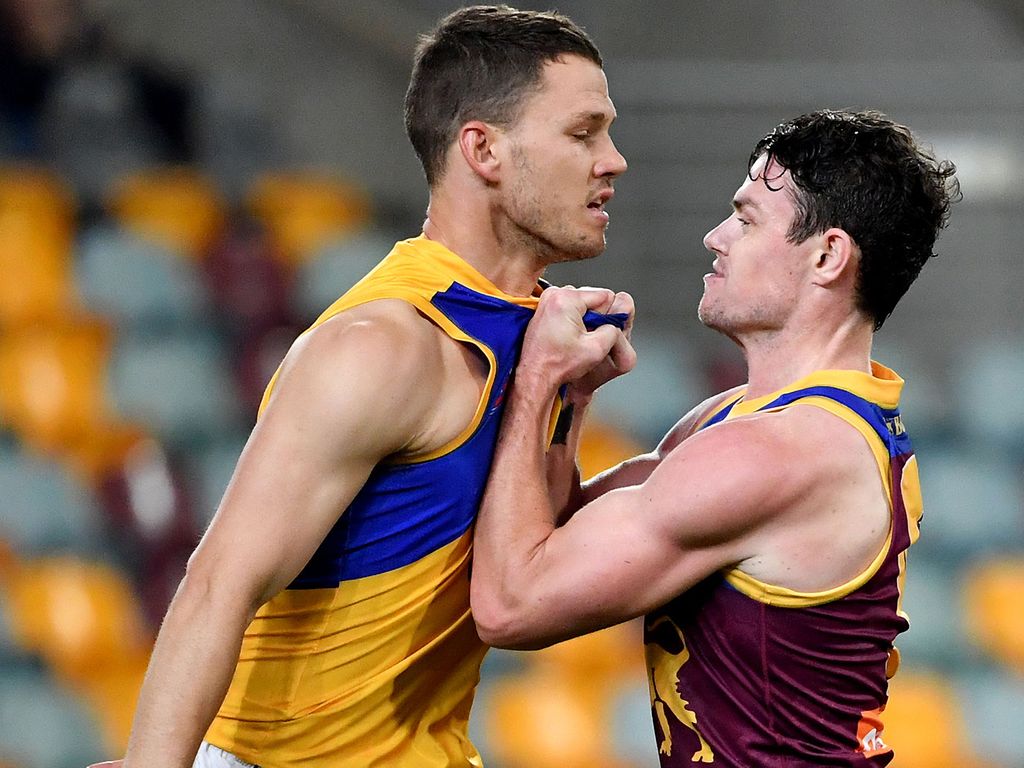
[471,110,958,766]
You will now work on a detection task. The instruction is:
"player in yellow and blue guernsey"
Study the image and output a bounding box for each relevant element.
[471,110,958,767]
[94,6,628,768]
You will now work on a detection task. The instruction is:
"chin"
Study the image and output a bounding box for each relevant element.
[552,238,605,264]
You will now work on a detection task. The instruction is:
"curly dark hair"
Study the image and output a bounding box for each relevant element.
[750,110,960,330]
[404,5,601,186]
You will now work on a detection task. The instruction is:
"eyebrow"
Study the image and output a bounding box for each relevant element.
[732,195,761,213]
[569,110,615,126]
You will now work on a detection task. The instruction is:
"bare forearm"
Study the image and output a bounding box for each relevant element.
[473,376,560,634]
[124,574,254,768]
[545,388,593,523]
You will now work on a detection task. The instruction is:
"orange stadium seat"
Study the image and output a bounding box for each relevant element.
[1,553,152,681]
[577,419,645,481]
[484,669,637,768]
[0,319,114,453]
[107,167,226,259]
[0,550,151,752]
[961,557,1024,673]
[883,670,995,768]
[246,171,371,267]
[482,623,645,768]
[0,208,78,326]
[0,165,76,224]
[0,167,79,326]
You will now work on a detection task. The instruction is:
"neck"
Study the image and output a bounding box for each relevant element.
[736,314,874,399]
[422,187,547,298]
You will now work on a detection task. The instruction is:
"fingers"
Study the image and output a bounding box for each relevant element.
[608,291,635,334]
[541,285,616,317]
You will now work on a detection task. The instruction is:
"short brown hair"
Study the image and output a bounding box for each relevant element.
[404,5,602,186]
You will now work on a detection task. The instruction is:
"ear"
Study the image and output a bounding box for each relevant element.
[456,120,503,183]
[812,228,858,287]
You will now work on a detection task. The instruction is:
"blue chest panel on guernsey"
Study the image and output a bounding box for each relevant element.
[288,282,535,588]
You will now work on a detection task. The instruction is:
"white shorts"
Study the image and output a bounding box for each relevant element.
[193,742,258,768]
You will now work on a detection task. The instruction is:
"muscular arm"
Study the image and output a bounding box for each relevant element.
[472,368,800,649]
[470,289,839,650]
[122,302,447,768]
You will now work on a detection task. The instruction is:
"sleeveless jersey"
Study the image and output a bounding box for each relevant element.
[205,235,540,767]
[644,363,922,767]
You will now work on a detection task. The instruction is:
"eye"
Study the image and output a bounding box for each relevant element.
[572,130,591,140]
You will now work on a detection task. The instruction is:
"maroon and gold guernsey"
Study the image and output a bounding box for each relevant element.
[645,363,922,767]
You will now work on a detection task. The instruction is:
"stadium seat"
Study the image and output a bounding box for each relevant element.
[40,60,165,205]
[914,445,1023,557]
[232,322,302,418]
[898,554,973,668]
[76,224,211,328]
[106,328,242,448]
[577,420,644,481]
[203,219,294,336]
[871,342,951,437]
[1,554,151,679]
[94,438,199,625]
[953,336,1024,454]
[883,669,992,768]
[0,208,78,327]
[608,678,660,765]
[482,668,636,768]
[246,172,371,267]
[76,653,150,753]
[0,444,103,556]
[0,665,106,768]
[959,666,1024,766]
[480,623,645,768]
[961,557,1024,672]
[0,166,76,225]
[290,229,396,320]
[0,319,115,454]
[106,167,226,259]
[183,433,249,529]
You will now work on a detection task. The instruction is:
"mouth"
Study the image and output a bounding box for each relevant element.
[586,188,614,221]
[703,259,724,282]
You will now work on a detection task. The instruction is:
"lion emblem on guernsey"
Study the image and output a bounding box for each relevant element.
[645,614,715,763]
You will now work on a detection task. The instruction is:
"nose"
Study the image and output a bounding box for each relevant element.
[595,137,628,179]
[703,219,727,255]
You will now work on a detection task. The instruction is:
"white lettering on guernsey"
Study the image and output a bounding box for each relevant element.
[860,728,888,756]
[885,415,905,436]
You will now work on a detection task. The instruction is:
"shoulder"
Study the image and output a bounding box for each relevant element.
[262,299,448,456]
[649,404,856,543]
[283,300,444,391]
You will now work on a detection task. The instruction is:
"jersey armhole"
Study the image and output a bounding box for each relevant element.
[724,396,896,608]
[257,289,497,465]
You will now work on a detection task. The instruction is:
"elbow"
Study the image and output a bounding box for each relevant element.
[180,549,264,625]
[470,586,549,651]
[469,574,522,648]
[472,600,518,649]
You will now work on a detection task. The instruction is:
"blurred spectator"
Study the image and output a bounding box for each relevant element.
[0,0,197,203]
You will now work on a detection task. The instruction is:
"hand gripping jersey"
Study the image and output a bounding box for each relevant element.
[205,236,540,767]
[644,363,922,768]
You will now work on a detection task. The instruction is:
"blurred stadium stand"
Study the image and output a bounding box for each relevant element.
[0,1,1021,766]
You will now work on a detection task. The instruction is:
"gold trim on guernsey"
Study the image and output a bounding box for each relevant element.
[257,235,541,465]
